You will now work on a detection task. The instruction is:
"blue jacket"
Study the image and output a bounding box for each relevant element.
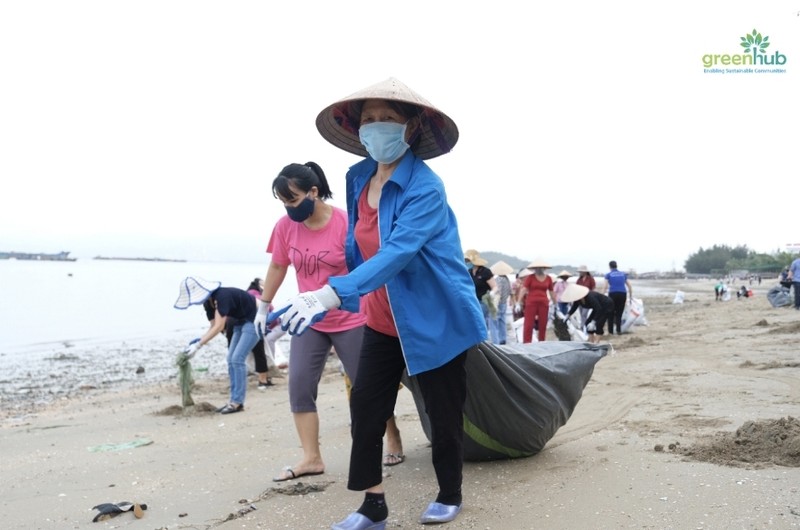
[328,151,486,375]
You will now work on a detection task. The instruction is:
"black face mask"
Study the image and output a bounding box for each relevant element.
[285,196,315,222]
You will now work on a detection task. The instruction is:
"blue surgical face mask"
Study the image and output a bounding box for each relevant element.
[358,121,410,164]
[285,195,315,222]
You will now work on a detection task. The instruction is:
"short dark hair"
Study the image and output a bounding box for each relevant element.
[609,260,618,269]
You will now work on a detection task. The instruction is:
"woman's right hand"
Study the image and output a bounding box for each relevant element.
[184,338,202,358]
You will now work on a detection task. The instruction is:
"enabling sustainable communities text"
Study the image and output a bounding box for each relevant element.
[702,51,787,75]
[703,68,786,74]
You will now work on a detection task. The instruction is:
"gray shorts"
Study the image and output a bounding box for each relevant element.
[288,326,364,413]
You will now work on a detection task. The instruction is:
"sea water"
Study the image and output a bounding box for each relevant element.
[0,259,297,352]
[0,259,299,406]
[0,258,299,351]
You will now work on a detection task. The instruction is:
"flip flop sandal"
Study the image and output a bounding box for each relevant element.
[91,502,148,522]
[272,466,325,482]
[382,453,406,466]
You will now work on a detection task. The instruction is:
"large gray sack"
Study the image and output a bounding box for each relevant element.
[403,340,609,461]
[767,285,792,308]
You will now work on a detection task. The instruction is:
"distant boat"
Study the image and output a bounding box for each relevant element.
[0,251,77,261]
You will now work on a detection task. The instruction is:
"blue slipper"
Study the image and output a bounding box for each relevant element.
[419,502,462,524]
[331,512,386,530]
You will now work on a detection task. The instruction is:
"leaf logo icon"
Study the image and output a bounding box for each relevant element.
[740,29,770,53]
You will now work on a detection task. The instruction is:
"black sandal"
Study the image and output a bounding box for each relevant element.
[218,403,244,414]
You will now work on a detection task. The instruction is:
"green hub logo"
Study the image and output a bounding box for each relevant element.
[702,28,787,69]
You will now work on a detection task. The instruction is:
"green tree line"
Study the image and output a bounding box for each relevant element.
[684,245,797,275]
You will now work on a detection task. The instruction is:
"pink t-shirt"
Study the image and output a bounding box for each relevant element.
[553,279,568,302]
[267,206,366,333]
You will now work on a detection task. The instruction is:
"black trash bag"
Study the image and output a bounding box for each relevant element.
[403,341,609,462]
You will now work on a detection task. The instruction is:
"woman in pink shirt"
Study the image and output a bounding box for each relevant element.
[255,161,403,483]
[552,270,572,317]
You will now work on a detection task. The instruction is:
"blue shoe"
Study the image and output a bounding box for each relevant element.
[419,502,462,524]
[331,512,386,530]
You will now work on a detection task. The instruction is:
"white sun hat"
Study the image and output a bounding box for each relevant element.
[174,277,221,309]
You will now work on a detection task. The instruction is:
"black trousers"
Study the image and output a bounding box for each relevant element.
[608,292,627,334]
[347,326,467,498]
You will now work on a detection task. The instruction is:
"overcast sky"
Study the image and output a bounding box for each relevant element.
[1,1,798,272]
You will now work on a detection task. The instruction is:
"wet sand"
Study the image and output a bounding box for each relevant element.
[1,279,798,529]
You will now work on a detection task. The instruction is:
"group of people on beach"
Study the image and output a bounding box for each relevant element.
[173,78,485,529]
[467,254,635,345]
[516,258,633,343]
[714,262,800,305]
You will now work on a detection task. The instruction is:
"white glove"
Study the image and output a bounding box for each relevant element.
[490,290,500,306]
[254,300,270,337]
[184,338,202,359]
[274,285,341,336]
[586,322,596,332]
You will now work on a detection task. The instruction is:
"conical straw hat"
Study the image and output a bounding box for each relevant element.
[315,77,459,160]
[561,284,590,303]
[491,260,515,276]
[527,257,551,269]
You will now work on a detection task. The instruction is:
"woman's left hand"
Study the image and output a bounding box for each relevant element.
[276,285,341,335]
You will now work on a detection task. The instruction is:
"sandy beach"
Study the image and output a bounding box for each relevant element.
[1,278,798,530]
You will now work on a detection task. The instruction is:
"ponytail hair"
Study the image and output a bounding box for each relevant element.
[272,161,333,201]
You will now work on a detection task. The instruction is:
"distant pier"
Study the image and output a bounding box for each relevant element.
[92,256,186,263]
[0,251,76,261]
